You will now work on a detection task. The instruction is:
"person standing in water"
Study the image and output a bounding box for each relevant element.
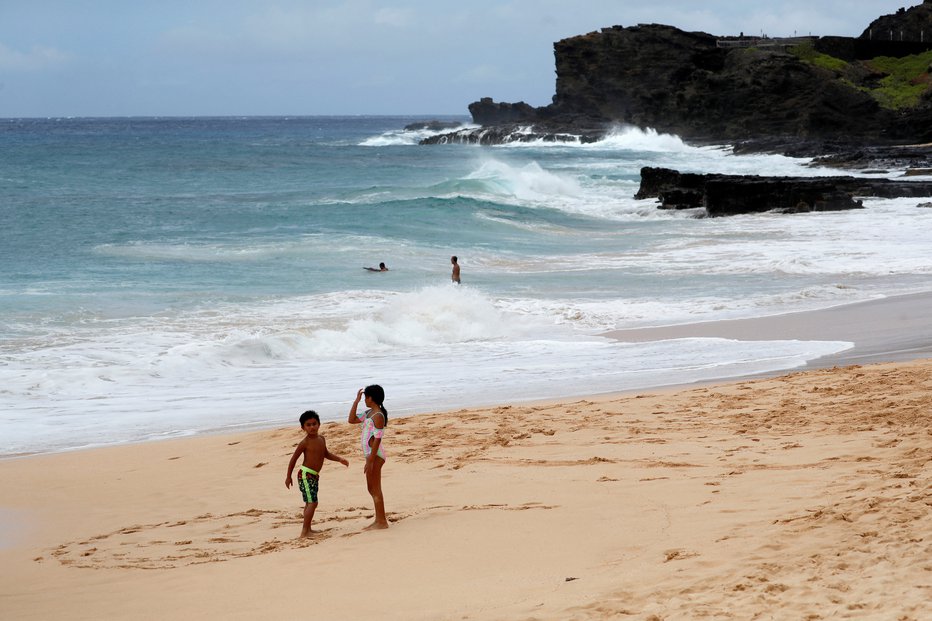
[451,255,460,284]
[347,385,389,530]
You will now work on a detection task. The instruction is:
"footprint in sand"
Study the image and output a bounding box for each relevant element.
[43,506,376,570]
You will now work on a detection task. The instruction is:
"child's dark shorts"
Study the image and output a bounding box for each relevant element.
[299,471,319,504]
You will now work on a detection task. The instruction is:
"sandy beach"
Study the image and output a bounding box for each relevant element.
[2,295,931,620]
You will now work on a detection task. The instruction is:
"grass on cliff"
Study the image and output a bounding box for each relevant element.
[790,43,849,72]
[865,50,932,109]
[790,44,932,110]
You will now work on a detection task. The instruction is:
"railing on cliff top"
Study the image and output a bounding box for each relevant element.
[716,36,815,49]
[716,35,932,59]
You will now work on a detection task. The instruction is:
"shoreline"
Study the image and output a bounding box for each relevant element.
[2,288,930,618]
[2,357,929,619]
[5,289,930,462]
[604,289,932,371]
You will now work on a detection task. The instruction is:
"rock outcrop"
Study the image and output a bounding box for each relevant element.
[637,166,932,216]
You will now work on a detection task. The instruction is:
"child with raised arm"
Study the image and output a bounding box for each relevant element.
[285,410,349,538]
[347,385,389,530]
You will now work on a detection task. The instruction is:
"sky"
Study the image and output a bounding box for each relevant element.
[0,1,920,118]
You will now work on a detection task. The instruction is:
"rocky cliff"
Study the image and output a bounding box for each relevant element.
[546,24,898,142]
[425,3,932,147]
[861,0,932,41]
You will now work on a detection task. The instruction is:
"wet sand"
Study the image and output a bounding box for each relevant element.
[605,290,932,368]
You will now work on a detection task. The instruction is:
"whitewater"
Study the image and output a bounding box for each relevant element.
[2,116,931,456]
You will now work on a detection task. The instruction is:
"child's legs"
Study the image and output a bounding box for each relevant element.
[298,473,320,536]
[301,502,318,536]
[365,456,387,525]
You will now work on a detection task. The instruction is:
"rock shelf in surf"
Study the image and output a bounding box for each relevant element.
[636,166,932,216]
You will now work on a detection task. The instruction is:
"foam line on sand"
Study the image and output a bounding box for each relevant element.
[605,290,932,369]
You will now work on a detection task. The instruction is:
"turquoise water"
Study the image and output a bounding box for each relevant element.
[3,116,931,455]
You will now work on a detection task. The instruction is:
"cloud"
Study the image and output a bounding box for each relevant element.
[458,64,510,84]
[374,7,415,28]
[0,42,71,71]
[154,2,419,64]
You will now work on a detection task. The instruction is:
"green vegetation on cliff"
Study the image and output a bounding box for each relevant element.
[791,43,932,110]
[867,51,932,109]
[790,43,849,73]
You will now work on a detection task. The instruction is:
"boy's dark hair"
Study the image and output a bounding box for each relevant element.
[364,384,388,426]
[299,410,320,425]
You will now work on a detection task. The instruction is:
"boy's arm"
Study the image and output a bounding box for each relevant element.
[347,388,364,424]
[325,449,350,467]
[322,437,349,466]
[285,442,304,488]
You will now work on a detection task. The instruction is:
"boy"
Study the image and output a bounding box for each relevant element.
[285,410,349,538]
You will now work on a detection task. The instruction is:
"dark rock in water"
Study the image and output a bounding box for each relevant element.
[724,139,932,171]
[637,166,932,216]
[403,120,464,131]
[656,188,706,210]
[810,144,932,171]
[919,201,932,208]
[468,98,538,125]
[634,167,709,207]
[905,167,932,176]
[419,121,607,145]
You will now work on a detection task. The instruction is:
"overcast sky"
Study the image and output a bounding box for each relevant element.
[0,1,918,118]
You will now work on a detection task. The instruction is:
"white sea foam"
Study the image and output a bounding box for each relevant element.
[0,330,851,456]
[5,117,929,457]
[359,123,476,146]
[495,285,882,332]
[463,159,585,202]
[0,281,859,456]
[487,124,871,180]
[588,125,700,152]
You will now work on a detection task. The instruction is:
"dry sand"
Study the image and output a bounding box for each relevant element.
[2,355,931,619]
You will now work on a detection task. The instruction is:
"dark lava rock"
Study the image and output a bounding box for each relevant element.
[637,166,932,216]
[403,120,465,131]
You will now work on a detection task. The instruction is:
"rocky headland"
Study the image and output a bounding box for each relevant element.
[427,2,932,148]
[422,2,932,215]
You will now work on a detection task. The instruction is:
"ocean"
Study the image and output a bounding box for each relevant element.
[2,115,931,456]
